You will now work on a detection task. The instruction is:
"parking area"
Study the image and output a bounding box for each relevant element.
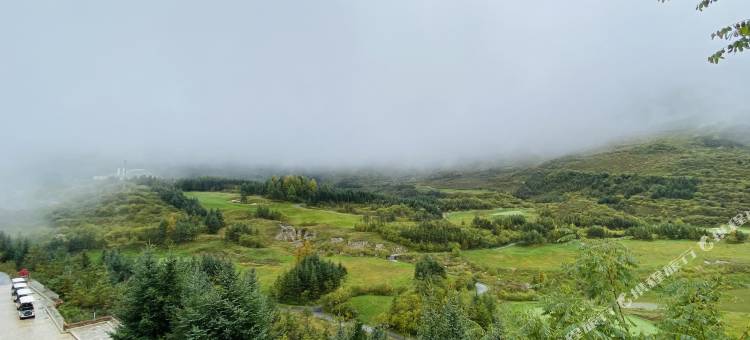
[0,273,73,339]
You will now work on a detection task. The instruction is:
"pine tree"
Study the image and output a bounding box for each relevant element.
[173,266,275,339]
[204,209,224,234]
[112,251,182,340]
[418,293,472,340]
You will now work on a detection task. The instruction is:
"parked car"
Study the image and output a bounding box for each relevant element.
[11,282,28,298]
[13,288,32,302]
[16,295,35,320]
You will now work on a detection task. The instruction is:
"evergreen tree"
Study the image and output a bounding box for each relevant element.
[273,254,347,304]
[155,219,169,245]
[101,249,133,283]
[418,293,472,340]
[113,252,183,340]
[204,209,225,234]
[173,267,275,340]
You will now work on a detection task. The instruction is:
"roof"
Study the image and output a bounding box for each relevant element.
[11,278,26,283]
[18,295,34,304]
[15,288,32,296]
[12,282,28,289]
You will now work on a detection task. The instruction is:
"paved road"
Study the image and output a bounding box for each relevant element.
[0,273,73,340]
[69,321,116,340]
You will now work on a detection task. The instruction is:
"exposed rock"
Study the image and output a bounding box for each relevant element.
[275,225,316,242]
[347,240,368,249]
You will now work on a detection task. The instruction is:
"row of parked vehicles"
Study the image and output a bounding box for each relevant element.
[11,277,35,320]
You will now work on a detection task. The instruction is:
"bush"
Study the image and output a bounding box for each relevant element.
[726,230,748,244]
[521,230,546,245]
[238,235,264,248]
[414,255,446,281]
[628,226,654,241]
[653,222,708,240]
[586,226,610,239]
[224,223,255,243]
[255,206,284,220]
[320,288,357,319]
[203,209,225,234]
[172,219,199,244]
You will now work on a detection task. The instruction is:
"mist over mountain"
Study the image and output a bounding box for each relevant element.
[2,1,749,209]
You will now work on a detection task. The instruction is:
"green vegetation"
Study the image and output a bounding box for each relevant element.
[272,254,347,304]
[185,191,362,228]
[348,295,392,324]
[659,0,749,63]
[112,252,275,340]
[414,255,446,281]
[4,133,750,338]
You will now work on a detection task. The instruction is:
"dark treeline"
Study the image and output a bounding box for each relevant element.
[0,232,29,268]
[177,175,444,218]
[627,222,714,241]
[516,170,700,200]
[398,220,494,251]
[135,177,207,216]
[176,176,250,192]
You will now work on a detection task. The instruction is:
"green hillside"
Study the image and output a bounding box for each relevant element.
[424,134,750,226]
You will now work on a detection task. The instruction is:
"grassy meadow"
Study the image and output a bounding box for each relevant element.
[186,191,362,228]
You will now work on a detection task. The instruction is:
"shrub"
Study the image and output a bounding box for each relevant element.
[414,255,446,281]
[203,209,225,234]
[224,223,255,243]
[320,288,357,319]
[726,230,748,244]
[653,222,708,240]
[255,206,284,220]
[238,235,264,248]
[586,226,610,239]
[628,226,654,241]
[172,219,199,244]
[521,230,546,245]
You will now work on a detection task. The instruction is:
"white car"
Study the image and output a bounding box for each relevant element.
[11,282,28,299]
[16,295,35,320]
[13,288,32,302]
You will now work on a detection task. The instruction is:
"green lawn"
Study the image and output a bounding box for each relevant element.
[349,295,393,324]
[445,208,533,226]
[462,242,579,272]
[464,239,750,337]
[186,192,362,228]
[463,239,750,273]
[330,255,415,290]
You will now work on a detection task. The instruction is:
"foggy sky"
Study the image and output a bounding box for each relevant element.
[2,0,749,186]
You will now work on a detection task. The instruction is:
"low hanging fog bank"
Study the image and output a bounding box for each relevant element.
[1,0,749,210]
